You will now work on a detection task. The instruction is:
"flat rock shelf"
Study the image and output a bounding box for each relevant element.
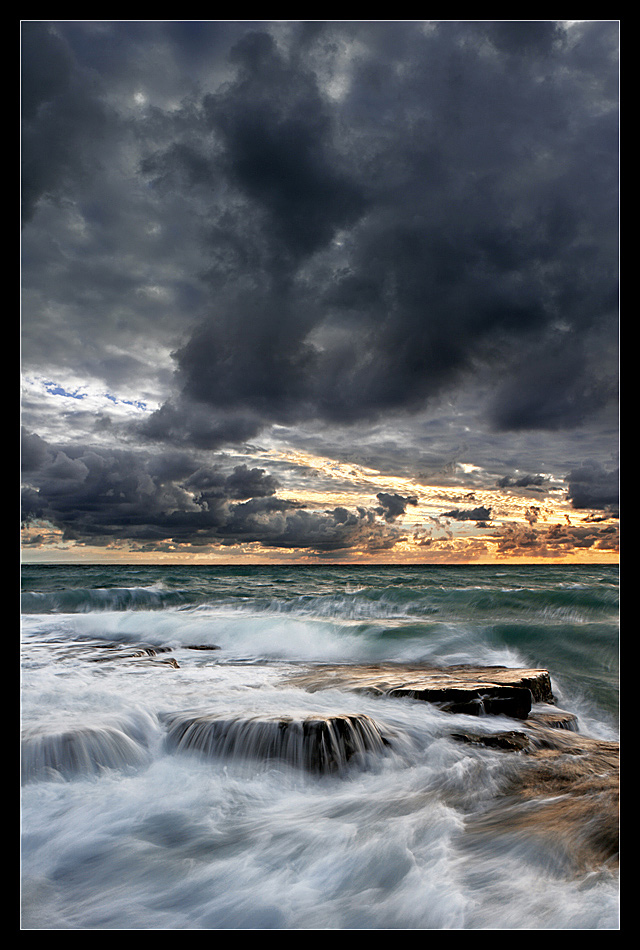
[286,662,554,717]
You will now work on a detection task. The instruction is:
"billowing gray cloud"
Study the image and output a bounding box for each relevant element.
[20,429,406,553]
[21,21,619,557]
[567,461,619,512]
[376,492,418,522]
[139,399,264,451]
[186,463,279,501]
[441,507,492,522]
[126,21,618,439]
[204,31,367,263]
[220,501,400,552]
[497,473,548,489]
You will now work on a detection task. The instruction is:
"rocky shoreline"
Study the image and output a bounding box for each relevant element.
[157,659,618,873]
[285,661,619,873]
[23,653,619,875]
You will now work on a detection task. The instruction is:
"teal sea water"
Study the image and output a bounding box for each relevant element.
[21,562,619,929]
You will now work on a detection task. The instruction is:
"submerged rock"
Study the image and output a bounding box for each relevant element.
[528,704,578,731]
[288,663,554,719]
[161,710,394,774]
[462,723,619,873]
[452,730,531,752]
[89,642,178,666]
[21,724,149,782]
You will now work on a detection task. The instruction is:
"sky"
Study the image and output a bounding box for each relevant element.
[20,20,619,565]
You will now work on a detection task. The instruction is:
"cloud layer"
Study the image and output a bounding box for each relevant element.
[21,429,408,553]
[21,21,619,559]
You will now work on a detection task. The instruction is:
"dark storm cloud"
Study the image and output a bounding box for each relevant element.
[20,429,404,552]
[441,506,492,522]
[488,336,618,431]
[21,21,72,122]
[132,20,618,440]
[204,31,367,263]
[21,22,619,557]
[138,399,264,451]
[220,501,398,552]
[185,463,279,500]
[376,492,418,522]
[484,19,564,54]
[21,22,111,222]
[22,21,618,438]
[21,21,215,394]
[21,429,52,473]
[497,473,548,489]
[567,461,619,512]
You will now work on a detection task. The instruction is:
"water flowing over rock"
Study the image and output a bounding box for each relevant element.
[20,657,618,876]
[161,710,394,774]
[283,662,619,871]
[528,704,579,730]
[21,724,149,782]
[456,722,619,873]
[88,642,180,666]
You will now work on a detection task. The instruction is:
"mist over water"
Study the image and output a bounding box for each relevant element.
[21,563,619,929]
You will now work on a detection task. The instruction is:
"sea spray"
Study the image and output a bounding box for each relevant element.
[21,563,619,929]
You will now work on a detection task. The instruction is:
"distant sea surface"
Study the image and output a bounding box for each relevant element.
[21,562,619,930]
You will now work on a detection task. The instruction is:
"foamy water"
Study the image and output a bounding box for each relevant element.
[21,564,619,929]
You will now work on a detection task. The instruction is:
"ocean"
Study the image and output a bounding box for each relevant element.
[20,562,620,930]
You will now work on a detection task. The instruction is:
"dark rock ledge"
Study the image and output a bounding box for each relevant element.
[161,710,395,775]
[88,642,220,668]
[287,663,554,719]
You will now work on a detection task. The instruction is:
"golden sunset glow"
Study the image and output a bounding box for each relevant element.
[21,449,619,565]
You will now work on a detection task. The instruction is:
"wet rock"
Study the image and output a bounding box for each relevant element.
[528,704,578,731]
[90,643,175,664]
[388,683,533,718]
[464,724,619,872]
[452,730,531,752]
[185,644,221,651]
[161,711,394,774]
[22,724,149,781]
[288,663,553,719]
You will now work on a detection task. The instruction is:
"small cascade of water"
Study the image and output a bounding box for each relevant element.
[20,564,619,929]
[162,711,394,774]
[21,723,151,782]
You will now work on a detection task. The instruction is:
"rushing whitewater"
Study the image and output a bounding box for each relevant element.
[21,563,619,930]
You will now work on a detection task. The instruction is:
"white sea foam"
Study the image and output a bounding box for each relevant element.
[20,564,619,929]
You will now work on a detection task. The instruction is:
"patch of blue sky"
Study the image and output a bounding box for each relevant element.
[40,379,148,411]
[104,392,148,410]
[43,381,87,400]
